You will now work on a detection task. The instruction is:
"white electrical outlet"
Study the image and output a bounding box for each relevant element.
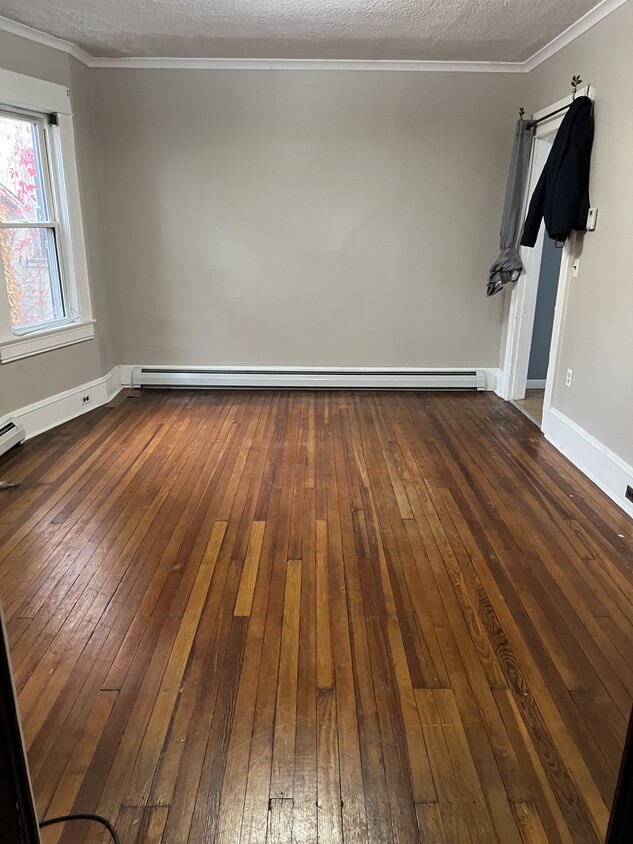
[565,369,573,387]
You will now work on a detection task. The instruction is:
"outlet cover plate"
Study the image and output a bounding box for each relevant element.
[587,207,598,230]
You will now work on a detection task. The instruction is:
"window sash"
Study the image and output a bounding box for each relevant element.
[0,222,58,229]
[0,112,55,224]
[0,223,67,333]
[37,119,61,227]
[1,108,69,333]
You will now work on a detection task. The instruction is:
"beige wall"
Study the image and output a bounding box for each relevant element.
[93,69,520,367]
[69,56,116,376]
[0,30,114,416]
[524,0,633,464]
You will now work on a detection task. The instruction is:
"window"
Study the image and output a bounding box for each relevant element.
[0,69,94,363]
[0,111,66,332]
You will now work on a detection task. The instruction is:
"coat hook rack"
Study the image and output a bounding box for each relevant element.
[516,74,586,127]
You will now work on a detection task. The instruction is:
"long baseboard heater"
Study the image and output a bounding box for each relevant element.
[0,421,25,460]
[131,367,486,391]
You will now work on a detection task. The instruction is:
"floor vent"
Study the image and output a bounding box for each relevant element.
[0,421,25,459]
[131,367,486,391]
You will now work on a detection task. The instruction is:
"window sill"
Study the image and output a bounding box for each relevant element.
[0,320,95,364]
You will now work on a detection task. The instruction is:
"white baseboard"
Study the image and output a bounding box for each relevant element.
[526,379,547,389]
[0,365,123,441]
[545,407,633,519]
[121,364,499,391]
[493,368,506,398]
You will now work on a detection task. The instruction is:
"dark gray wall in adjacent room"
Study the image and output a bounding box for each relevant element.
[528,235,562,380]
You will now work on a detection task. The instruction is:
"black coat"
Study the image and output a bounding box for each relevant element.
[521,95,594,247]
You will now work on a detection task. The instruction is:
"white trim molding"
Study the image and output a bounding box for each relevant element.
[0,321,95,363]
[494,368,508,398]
[86,57,524,73]
[0,14,92,65]
[0,365,122,440]
[0,66,71,112]
[545,407,633,519]
[526,379,547,389]
[0,0,628,72]
[523,0,628,71]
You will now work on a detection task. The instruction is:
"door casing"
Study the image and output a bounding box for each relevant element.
[498,85,594,436]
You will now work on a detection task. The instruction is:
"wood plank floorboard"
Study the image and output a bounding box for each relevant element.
[0,389,631,843]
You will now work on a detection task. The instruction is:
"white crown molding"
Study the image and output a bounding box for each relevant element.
[0,0,628,72]
[0,13,93,65]
[85,57,524,73]
[523,0,629,72]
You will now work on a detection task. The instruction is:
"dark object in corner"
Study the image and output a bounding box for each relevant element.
[521,95,594,247]
[1,605,121,843]
[40,813,121,843]
[1,607,42,842]
[606,705,633,843]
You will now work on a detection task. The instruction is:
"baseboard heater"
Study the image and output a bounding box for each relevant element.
[0,421,25,460]
[131,367,486,391]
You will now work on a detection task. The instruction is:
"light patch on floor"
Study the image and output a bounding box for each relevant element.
[513,389,545,427]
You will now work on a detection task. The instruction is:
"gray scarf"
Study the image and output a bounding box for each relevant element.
[487,119,535,296]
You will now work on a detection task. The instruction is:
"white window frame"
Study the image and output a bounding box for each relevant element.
[0,68,94,363]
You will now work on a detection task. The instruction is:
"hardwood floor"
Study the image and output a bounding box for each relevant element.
[0,389,632,843]
[514,390,545,427]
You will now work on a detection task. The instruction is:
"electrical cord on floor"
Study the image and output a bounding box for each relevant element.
[39,813,121,844]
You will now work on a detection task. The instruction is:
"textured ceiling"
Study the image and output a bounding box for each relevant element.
[0,0,601,61]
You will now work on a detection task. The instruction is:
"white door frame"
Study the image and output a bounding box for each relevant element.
[500,136,552,402]
[499,85,594,435]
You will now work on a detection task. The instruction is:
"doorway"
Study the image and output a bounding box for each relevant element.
[514,220,563,426]
[499,85,594,434]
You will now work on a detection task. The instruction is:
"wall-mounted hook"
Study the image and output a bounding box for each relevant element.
[571,74,582,99]
[519,107,525,119]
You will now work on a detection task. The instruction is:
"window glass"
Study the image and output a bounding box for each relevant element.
[0,114,51,223]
